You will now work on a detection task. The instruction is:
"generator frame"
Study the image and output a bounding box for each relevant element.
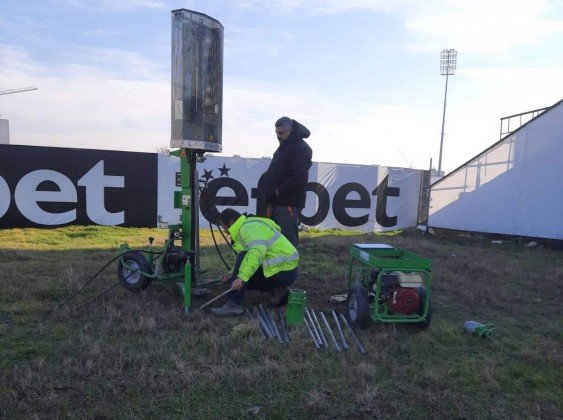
[347,243,432,324]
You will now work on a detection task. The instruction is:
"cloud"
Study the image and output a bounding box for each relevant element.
[434,63,563,171]
[233,0,563,55]
[58,0,171,12]
[68,47,168,80]
[0,44,170,151]
[406,0,563,54]
[3,40,562,173]
[226,27,297,59]
[221,77,352,158]
[3,44,428,168]
[83,28,124,38]
[232,0,418,13]
[221,76,440,169]
[2,0,563,176]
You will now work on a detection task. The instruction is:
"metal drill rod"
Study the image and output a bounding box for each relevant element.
[277,308,290,343]
[304,316,321,349]
[254,306,274,339]
[305,308,322,347]
[256,307,274,339]
[305,315,321,347]
[195,277,223,287]
[275,308,287,344]
[247,309,265,339]
[246,308,268,339]
[252,307,263,326]
[244,308,254,322]
[198,287,232,311]
[332,310,349,351]
[258,304,275,337]
[312,309,328,348]
[339,314,367,354]
[253,307,270,339]
[268,310,284,344]
[320,312,341,352]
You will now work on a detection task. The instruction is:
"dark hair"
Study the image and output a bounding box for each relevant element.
[219,208,241,226]
[275,116,293,131]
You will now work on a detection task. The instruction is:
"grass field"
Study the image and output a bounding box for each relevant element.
[1,226,562,418]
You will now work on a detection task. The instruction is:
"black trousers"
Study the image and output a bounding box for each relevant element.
[229,251,298,305]
[268,205,301,249]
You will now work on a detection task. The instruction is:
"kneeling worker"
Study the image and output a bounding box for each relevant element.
[210,208,299,316]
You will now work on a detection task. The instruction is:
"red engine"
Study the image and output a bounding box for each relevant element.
[386,286,420,315]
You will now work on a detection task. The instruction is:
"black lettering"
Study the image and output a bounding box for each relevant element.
[200,177,248,224]
[372,175,400,227]
[300,182,330,226]
[251,186,267,217]
[332,182,370,226]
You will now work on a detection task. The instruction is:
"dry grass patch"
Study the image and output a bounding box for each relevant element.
[0,227,562,418]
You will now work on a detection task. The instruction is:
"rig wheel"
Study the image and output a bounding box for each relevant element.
[346,283,370,330]
[118,251,151,292]
[416,286,432,330]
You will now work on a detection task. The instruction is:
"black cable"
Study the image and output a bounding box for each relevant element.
[71,281,122,312]
[218,224,237,255]
[209,221,231,271]
[69,250,166,314]
[49,251,130,313]
[50,248,164,314]
[199,180,236,271]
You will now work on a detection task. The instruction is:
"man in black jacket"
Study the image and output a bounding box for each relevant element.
[258,116,313,248]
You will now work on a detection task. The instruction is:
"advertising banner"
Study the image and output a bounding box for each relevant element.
[0,145,422,231]
[0,145,157,228]
[158,155,422,232]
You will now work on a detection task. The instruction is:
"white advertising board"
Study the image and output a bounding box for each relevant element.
[158,155,422,232]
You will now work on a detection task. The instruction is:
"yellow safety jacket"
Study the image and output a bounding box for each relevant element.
[228,215,299,282]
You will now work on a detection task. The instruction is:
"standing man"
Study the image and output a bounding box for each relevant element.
[210,209,299,315]
[258,117,312,248]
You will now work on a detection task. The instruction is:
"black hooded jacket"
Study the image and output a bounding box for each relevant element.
[258,119,313,209]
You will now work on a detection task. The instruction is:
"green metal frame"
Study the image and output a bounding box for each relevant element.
[119,148,198,313]
[347,244,432,323]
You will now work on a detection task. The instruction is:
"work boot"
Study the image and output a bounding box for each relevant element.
[210,299,244,316]
[270,286,289,307]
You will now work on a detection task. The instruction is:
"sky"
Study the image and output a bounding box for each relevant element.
[1,0,562,173]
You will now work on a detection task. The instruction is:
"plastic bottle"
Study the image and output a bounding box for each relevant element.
[464,321,495,338]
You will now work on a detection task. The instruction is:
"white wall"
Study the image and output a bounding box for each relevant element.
[0,119,9,145]
[429,100,563,239]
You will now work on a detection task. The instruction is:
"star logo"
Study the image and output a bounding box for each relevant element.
[218,163,231,177]
[202,169,214,182]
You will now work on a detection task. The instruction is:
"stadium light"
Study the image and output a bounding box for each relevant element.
[437,48,457,175]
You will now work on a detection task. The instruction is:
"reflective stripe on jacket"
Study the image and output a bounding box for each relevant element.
[228,215,299,282]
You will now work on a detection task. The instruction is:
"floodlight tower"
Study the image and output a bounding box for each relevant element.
[437,48,457,175]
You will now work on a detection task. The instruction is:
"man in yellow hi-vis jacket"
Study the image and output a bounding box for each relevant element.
[210,208,299,316]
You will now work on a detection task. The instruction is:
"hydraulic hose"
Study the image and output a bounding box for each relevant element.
[50,247,163,314]
[209,221,232,271]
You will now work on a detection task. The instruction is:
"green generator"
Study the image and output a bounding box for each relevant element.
[346,244,432,330]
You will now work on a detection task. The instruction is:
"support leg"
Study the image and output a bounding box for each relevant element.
[184,261,192,313]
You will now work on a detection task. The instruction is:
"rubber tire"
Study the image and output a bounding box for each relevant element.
[416,286,432,330]
[118,251,151,292]
[346,283,370,330]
